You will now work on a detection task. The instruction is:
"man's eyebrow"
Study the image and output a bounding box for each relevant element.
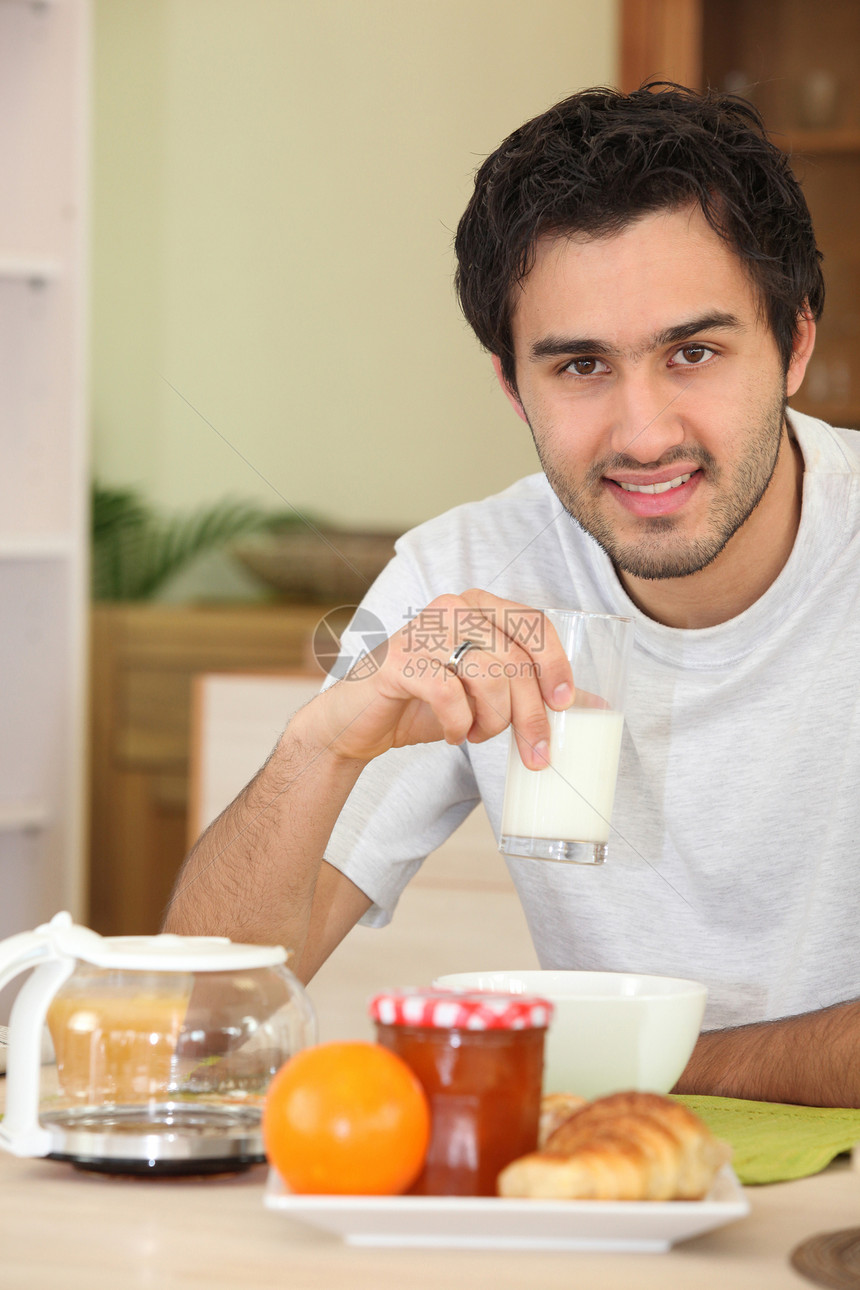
[528,312,745,362]
[655,312,744,347]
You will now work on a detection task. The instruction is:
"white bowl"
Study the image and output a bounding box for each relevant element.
[432,970,707,1099]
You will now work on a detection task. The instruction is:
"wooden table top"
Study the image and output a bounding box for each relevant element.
[0,1114,855,1290]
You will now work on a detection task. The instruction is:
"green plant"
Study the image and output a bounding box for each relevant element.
[91,483,303,600]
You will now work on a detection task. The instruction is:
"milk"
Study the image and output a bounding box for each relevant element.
[501,707,624,843]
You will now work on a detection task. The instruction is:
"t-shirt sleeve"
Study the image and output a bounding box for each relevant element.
[318,537,481,927]
[324,741,480,927]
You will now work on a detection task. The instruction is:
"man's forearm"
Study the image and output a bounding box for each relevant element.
[162,706,365,957]
[673,998,860,1107]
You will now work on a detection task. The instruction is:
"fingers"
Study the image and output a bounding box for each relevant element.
[457,590,574,711]
[382,596,503,744]
[376,592,572,769]
[507,670,555,770]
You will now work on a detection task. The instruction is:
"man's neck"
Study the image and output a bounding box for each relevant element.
[616,429,804,630]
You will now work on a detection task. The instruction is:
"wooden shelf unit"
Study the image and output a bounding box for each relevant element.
[621,0,860,431]
[0,0,89,991]
[785,128,860,156]
[88,602,333,937]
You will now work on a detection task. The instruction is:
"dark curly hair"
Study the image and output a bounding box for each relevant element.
[454,83,824,390]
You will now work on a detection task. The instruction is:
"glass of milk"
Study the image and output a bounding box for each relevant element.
[499,609,632,865]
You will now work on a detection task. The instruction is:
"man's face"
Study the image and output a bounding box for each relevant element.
[501,206,810,583]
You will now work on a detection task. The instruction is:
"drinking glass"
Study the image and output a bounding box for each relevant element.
[499,609,633,865]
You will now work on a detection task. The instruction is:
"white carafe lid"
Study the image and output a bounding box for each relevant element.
[42,913,289,972]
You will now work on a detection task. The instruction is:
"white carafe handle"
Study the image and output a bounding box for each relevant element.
[0,914,77,1156]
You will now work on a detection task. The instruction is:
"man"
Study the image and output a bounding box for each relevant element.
[165,85,860,1107]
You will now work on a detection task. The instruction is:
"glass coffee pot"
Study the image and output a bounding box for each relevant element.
[0,912,316,1174]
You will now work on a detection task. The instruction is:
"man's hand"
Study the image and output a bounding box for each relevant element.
[298,590,574,770]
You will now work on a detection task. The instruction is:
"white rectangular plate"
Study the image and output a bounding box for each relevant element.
[264,1164,749,1251]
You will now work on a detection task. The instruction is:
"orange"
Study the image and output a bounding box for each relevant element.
[262,1040,431,1195]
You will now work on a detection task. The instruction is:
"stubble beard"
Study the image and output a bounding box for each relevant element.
[530,391,788,582]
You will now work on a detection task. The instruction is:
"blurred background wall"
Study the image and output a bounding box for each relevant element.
[82,1,860,934]
[90,0,618,563]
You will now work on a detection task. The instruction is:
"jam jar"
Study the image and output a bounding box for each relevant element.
[369,989,553,1197]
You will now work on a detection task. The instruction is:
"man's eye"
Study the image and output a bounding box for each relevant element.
[565,357,609,376]
[673,344,714,366]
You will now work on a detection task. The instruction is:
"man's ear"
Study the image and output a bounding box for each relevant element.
[786,309,817,399]
[491,354,529,424]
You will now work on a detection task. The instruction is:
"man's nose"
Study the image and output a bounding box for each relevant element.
[608,373,687,462]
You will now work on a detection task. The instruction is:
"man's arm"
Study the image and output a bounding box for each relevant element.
[162,591,574,977]
[162,715,374,981]
[673,998,860,1107]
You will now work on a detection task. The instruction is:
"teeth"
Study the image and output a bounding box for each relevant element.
[618,472,692,495]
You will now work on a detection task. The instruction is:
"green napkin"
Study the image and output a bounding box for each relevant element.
[673,1094,860,1185]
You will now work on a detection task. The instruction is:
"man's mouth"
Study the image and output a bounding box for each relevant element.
[605,468,701,517]
[617,472,693,495]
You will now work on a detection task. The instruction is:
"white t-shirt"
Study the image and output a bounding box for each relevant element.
[324,411,860,1029]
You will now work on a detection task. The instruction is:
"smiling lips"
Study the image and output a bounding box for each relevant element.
[605,468,701,517]
[618,472,693,495]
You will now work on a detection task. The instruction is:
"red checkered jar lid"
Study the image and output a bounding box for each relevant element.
[368,988,553,1030]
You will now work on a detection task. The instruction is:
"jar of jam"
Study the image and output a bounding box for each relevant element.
[369,989,553,1197]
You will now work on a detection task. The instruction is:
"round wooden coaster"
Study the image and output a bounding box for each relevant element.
[791,1229,860,1289]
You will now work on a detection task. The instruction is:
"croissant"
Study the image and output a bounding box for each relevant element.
[498,1091,731,1201]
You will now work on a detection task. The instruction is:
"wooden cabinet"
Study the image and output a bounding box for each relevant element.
[621,0,860,428]
[88,603,332,936]
[0,0,89,974]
